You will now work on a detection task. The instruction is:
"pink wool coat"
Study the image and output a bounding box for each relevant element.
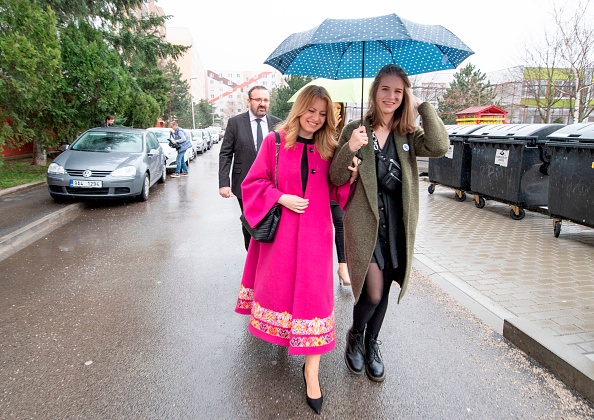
[235,130,350,355]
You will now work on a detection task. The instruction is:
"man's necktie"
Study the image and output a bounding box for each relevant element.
[256,118,263,151]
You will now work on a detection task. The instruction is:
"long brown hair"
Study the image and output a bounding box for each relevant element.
[276,85,337,160]
[334,102,346,136]
[365,64,417,135]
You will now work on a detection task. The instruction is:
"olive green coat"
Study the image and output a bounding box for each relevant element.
[329,102,449,303]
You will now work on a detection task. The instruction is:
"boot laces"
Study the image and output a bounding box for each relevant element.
[368,338,383,362]
[350,331,365,352]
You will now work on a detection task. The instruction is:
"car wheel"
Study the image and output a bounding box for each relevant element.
[158,164,166,184]
[137,174,150,201]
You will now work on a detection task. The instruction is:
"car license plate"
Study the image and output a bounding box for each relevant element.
[70,180,102,188]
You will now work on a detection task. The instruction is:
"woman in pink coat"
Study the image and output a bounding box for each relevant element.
[235,85,356,415]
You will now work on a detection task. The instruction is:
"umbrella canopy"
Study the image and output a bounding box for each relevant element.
[288,78,374,103]
[264,13,474,80]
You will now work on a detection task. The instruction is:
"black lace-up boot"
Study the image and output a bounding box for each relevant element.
[344,328,365,375]
[364,332,385,382]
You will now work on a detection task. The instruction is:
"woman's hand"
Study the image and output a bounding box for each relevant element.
[277,194,309,214]
[348,156,361,184]
[348,126,368,152]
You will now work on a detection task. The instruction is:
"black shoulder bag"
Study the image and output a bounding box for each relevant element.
[373,131,402,197]
[240,131,282,243]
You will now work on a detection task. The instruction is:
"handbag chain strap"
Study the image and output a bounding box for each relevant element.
[274,131,280,188]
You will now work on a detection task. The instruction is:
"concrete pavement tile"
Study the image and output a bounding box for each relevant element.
[530,319,561,329]
[578,332,594,341]
[531,309,583,320]
[577,342,594,353]
[559,334,587,345]
[554,316,586,326]
[550,325,587,335]
[512,306,539,315]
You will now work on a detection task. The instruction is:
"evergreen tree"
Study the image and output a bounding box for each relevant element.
[195,100,216,129]
[0,0,62,165]
[438,63,496,124]
[162,62,192,128]
[269,76,313,120]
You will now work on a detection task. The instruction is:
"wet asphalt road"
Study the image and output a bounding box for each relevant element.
[1,144,593,419]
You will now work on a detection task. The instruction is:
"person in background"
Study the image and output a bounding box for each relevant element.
[329,64,449,383]
[169,121,192,178]
[331,102,350,286]
[101,115,114,127]
[235,85,357,415]
[218,86,282,250]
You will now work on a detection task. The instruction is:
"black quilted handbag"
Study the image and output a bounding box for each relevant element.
[240,131,282,243]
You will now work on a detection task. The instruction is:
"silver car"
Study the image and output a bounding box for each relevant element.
[191,129,207,154]
[146,127,192,172]
[47,127,166,202]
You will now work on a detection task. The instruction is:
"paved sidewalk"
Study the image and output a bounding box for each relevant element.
[415,176,594,403]
[1,177,593,403]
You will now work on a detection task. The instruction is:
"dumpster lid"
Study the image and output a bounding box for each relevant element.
[467,123,566,141]
[546,122,594,142]
[445,124,487,136]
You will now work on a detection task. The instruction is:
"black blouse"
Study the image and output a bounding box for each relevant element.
[297,136,315,196]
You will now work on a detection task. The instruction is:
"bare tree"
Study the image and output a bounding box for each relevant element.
[554,0,594,122]
[520,30,570,123]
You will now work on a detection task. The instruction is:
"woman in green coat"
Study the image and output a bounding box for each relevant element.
[329,64,449,382]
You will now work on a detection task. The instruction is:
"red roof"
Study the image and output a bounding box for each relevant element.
[457,105,507,116]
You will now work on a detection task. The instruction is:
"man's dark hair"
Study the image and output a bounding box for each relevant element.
[248,86,268,99]
[105,115,114,122]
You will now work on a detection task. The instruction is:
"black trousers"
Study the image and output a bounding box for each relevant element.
[237,198,250,251]
[331,201,346,263]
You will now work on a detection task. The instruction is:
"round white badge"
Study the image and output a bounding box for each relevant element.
[403,144,410,151]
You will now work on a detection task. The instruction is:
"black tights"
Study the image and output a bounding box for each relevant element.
[352,263,397,338]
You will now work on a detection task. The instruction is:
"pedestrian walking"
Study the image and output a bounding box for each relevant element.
[331,102,350,286]
[329,64,449,382]
[218,86,282,250]
[235,85,356,415]
[169,121,192,177]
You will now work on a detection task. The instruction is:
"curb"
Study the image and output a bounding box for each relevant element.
[0,181,46,198]
[0,202,84,263]
[413,255,594,405]
[504,317,594,404]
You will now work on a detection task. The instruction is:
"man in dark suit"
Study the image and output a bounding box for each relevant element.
[218,85,282,250]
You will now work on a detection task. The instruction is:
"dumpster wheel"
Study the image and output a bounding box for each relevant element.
[428,184,435,194]
[553,219,562,237]
[474,195,486,209]
[454,190,466,202]
[510,206,526,220]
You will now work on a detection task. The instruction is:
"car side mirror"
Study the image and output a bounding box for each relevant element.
[148,148,159,156]
[60,144,70,151]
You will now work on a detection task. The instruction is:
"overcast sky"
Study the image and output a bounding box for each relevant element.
[156,0,585,75]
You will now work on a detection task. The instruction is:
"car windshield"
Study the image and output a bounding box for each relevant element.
[150,130,172,143]
[72,132,143,152]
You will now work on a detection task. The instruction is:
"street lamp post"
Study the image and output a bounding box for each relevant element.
[189,77,197,129]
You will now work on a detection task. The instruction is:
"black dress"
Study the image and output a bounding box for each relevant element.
[371,132,406,273]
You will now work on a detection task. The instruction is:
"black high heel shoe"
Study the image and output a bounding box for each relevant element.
[302,364,323,415]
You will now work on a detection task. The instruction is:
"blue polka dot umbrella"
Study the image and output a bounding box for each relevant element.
[264,13,474,115]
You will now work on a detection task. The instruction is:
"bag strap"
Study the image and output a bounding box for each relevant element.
[274,131,280,188]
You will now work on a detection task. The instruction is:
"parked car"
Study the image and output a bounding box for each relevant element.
[47,127,166,202]
[146,127,192,172]
[196,128,212,150]
[191,129,207,154]
[207,127,222,144]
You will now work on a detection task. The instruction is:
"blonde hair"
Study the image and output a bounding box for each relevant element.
[276,85,337,160]
[365,64,418,135]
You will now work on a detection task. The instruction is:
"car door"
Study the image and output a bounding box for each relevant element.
[145,132,160,182]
